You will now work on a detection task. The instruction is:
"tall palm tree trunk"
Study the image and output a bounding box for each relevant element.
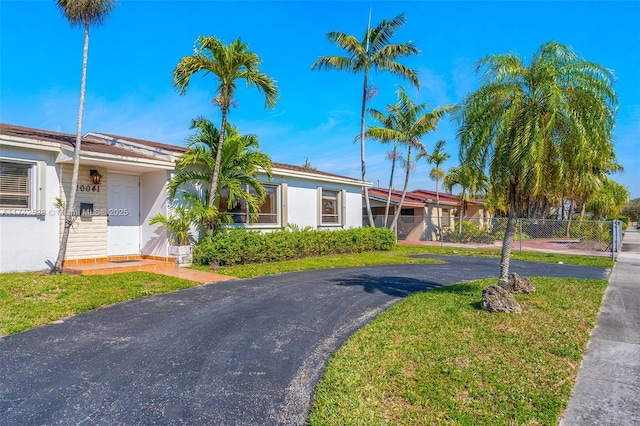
[383,141,397,228]
[207,108,228,230]
[565,200,574,237]
[436,178,442,246]
[361,72,374,227]
[499,206,518,286]
[390,146,412,231]
[458,196,464,233]
[53,22,89,274]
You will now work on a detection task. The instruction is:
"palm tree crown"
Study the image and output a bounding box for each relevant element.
[173,36,278,110]
[312,13,420,226]
[421,139,449,192]
[311,13,419,85]
[456,40,618,285]
[173,36,278,220]
[56,0,116,27]
[457,41,618,217]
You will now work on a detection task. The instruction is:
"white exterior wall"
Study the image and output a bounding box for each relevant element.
[278,177,318,229]
[343,187,364,229]
[140,170,170,257]
[0,146,60,272]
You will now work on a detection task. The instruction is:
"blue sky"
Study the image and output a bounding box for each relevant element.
[1,0,639,198]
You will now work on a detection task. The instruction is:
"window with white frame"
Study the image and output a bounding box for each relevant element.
[219,184,279,225]
[0,161,31,209]
[319,188,345,226]
[321,189,339,224]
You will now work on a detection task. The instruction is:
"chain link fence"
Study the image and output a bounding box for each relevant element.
[365,215,623,258]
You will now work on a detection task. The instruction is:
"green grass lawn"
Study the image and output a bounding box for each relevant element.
[308,276,607,425]
[0,272,199,336]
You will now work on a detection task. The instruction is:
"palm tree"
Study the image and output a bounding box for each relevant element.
[167,117,272,233]
[149,206,193,246]
[312,12,420,226]
[443,165,488,233]
[585,178,630,220]
[173,36,278,216]
[417,139,450,241]
[368,104,400,228]
[456,41,618,286]
[366,86,451,231]
[53,0,117,274]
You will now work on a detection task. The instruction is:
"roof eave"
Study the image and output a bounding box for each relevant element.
[56,147,175,171]
[0,134,64,152]
[264,166,371,188]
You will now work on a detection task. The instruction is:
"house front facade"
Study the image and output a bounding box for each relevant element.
[0,123,367,273]
[367,187,489,241]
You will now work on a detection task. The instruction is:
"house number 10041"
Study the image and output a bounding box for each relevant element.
[76,185,100,192]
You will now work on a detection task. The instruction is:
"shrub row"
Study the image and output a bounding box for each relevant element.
[443,220,495,244]
[443,221,532,244]
[193,227,396,266]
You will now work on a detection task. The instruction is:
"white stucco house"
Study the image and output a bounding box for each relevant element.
[0,123,368,273]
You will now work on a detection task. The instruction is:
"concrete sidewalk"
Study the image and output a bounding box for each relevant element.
[560,227,640,425]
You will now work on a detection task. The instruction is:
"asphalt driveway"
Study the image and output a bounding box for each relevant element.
[0,256,608,425]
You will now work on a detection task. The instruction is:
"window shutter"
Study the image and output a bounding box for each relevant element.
[0,162,30,209]
[341,190,347,226]
[280,183,288,227]
[317,187,323,227]
[36,161,46,210]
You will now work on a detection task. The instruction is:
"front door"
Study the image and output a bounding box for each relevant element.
[107,173,140,256]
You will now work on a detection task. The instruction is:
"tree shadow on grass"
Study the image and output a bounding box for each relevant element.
[330,275,491,300]
[330,274,443,298]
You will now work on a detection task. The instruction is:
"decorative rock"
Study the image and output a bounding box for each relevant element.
[500,272,536,294]
[480,285,522,313]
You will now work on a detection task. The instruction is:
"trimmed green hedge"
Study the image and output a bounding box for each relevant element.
[194,227,396,266]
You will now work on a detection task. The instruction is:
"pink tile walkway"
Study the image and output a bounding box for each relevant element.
[153,267,235,284]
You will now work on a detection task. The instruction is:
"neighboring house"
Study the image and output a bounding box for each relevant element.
[0,123,367,273]
[367,187,489,241]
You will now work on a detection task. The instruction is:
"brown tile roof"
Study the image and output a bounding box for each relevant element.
[0,123,164,161]
[368,187,426,207]
[411,189,485,205]
[368,187,488,208]
[409,189,461,205]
